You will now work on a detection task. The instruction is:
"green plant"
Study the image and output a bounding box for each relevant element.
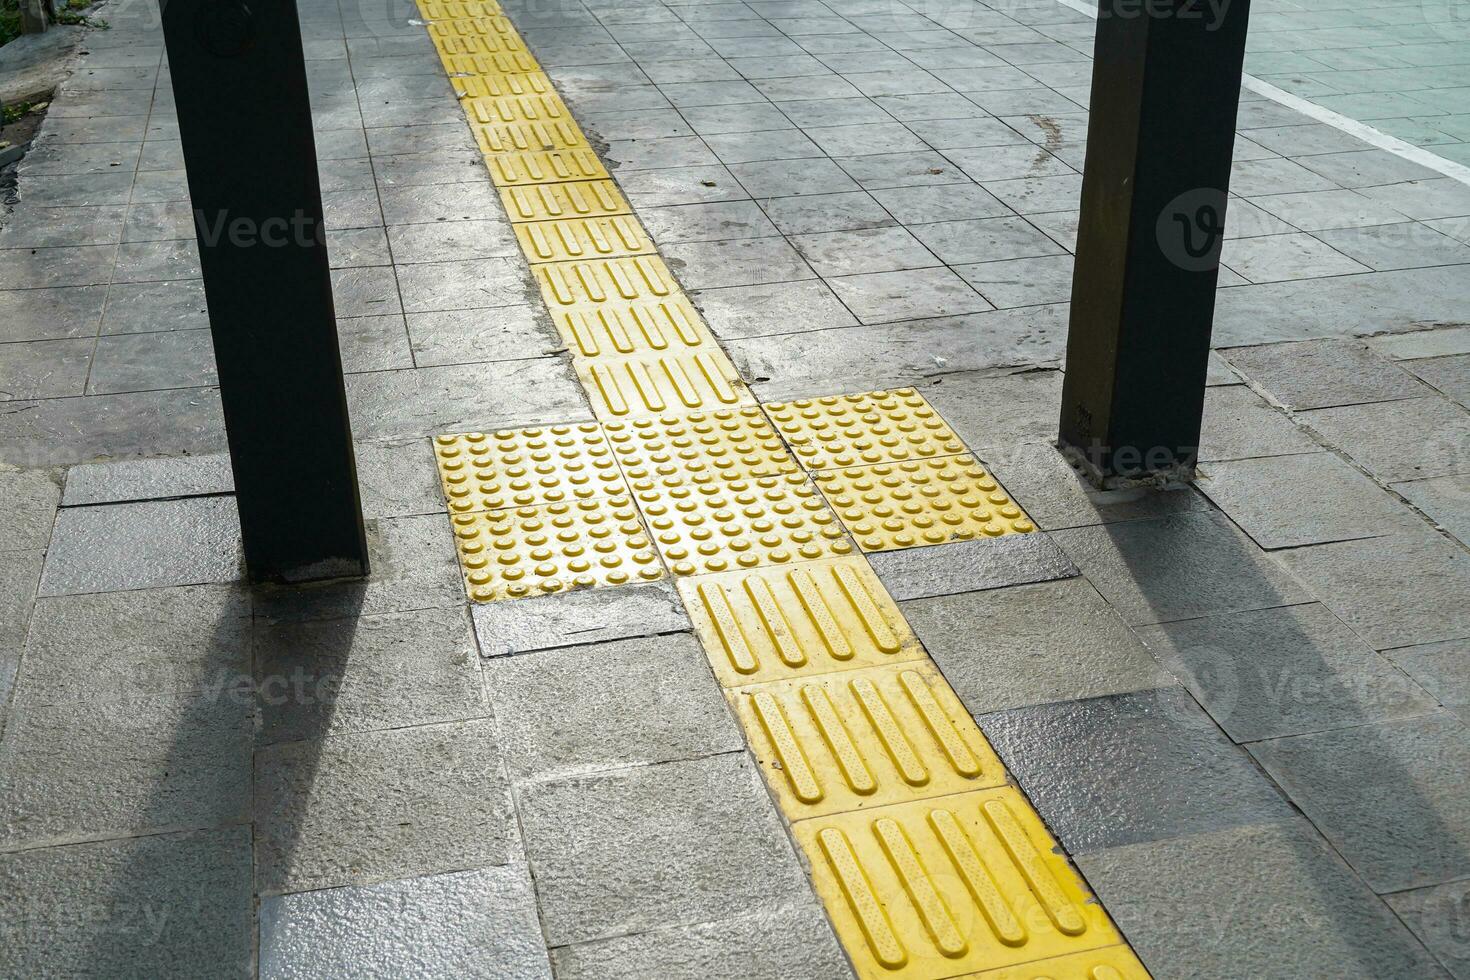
[1,0,22,49]
[1,101,34,125]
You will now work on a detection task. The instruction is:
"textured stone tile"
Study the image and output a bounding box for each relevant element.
[1051,511,1308,626]
[826,266,991,323]
[1385,640,1470,723]
[259,865,551,980]
[788,226,939,276]
[1198,385,1322,461]
[549,903,851,980]
[0,338,93,399]
[255,608,485,745]
[1278,530,1470,650]
[1300,396,1470,484]
[38,496,243,596]
[1250,713,1470,893]
[0,687,253,847]
[0,549,43,723]
[1222,339,1426,410]
[981,441,1209,531]
[1197,452,1425,549]
[638,200,779,243]
[868,532,1077,601]
[470,580,688,657]
[729,158,859,198]
[980,687,1294,854]
[920,370,1065,446]
[704,127,824,165]
[0,469,60,551]
[905,577,1169,714]
[0,284,107,342]
[353,439,443,519]
[867,182,1010,224]
[405,305,559,367]
[518,753,812,945]
[1385,879,1470,979]
[0,828,253,979]
[87,328,218,394]
[757,191,894,235]
[1408,353,1470,409]
[955,254,1075,309]
[62,453,234,506]
[618,164,749,208]
[691,280,857,340]
[254,718,516,895]
[660,236,813,289]
[395,257,533,315]
[252,514,462,624]
[1317,222,1470,273]
[484,633,741,781]
[1139,602,1440,743]
[101,279,208,334]
[1078,821,1447,980]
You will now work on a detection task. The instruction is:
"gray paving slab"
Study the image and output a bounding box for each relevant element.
[1408,353,1470,409]
[1139,602,1440,743]
[405,305,559,367]
[87,328,217,395]
[0,828,254,980]
[868,531,1077,601]
[517,752,813,945]
[0,686,253,848]
[617,163,751,207]
[660,236,814,288]
[259,865,552,980]
[0,284,106,342]
[1197,452,1426,548]
[704,127,825,164]
[1197,384,1323,461]
[252,514,463,624]
[691,279,858,340]
[868,182,1012,223]
[254,717,516,895]
[38,496,243,597]
[101,279,209,334]
[550,902,852,980]
[61,453,235,506]
[1318,222,1470,272]
[729,157,860,198]
[353,439,444,520]
[470,580,689,657]
[0,338,93,400]
[758,191,896,236]
[1250,712,1470,893]
[638,200,780,243]
[1077,820,1448,980]
[484,633,741,781]
[825,266,991,322]
[981,441,1209,531]
[255,608,485,745]
[1301,395,1470,484]
[788,225,939,276]
[980,686,1295,854]
[920,369,1066,445]
[1221,339,1427,410]
[1385,878,1470,979]
[1051,511,1309,626]
[904,576,1170,714]
[0,469,60,552]
[1279,529,1470,650]
[1384,640,1470,725]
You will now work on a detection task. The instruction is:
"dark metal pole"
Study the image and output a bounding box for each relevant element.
[161,0,369,582]
[1059,0,1253,485]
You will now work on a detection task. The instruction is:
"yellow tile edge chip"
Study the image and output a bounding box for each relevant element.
[732,660,1009,820]
[795,787,1123,980]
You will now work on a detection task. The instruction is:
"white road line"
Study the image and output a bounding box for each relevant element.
[1045,0,1470,188]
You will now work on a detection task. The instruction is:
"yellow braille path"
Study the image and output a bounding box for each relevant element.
[415,4,1149,976]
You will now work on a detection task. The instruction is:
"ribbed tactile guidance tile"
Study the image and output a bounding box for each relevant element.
[449,496,664,602]
[815,456,1035,552]
[795,787,1122,980]
[433,425,628,515]
[680,556,924,687]
[732,661,1008,820]
[633,472,854,577]
[603,408,799,484]
[763,389,967,470]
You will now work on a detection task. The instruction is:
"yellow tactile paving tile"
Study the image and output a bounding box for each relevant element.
[681,557,925,687]
[796,787,1122,980]
[555,299,712,360]
[961,946,1152,980]
[577,351,753,420]
[476,118,590,156]
[442,50,539,77]
[603,407,799,484]
[417,0,502,19]
[432,425,627,515]
[534,255,678,310]
[815,456,1036,552]
[763,389,967,470]
[449,496,664,602]
[514,215,654,264]
[460,92,566,125]
[485,148,609,186]
[632,471,854,577]
[500,180,631,223]
[425,15,522,42]
[733,661,1008,820]
[454,72,554,103]
[439,44,533,74]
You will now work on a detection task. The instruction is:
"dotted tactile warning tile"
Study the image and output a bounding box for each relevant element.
[535,255,677,310]
[500,181,630,223]
[578,351,753,420]
[815,456,1036,553]
[680,557,925,687]
[432,425,627,515]
[966,946,1152,980]
[763,389,967,471]
[732,661,1007,820]
[795,787,1122,980]
[555,299,712,360]
[604,408,799,484]
[485,148,609,187]
[449,496,663,602]
[515,215,653,264]
[633,472,854,577]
